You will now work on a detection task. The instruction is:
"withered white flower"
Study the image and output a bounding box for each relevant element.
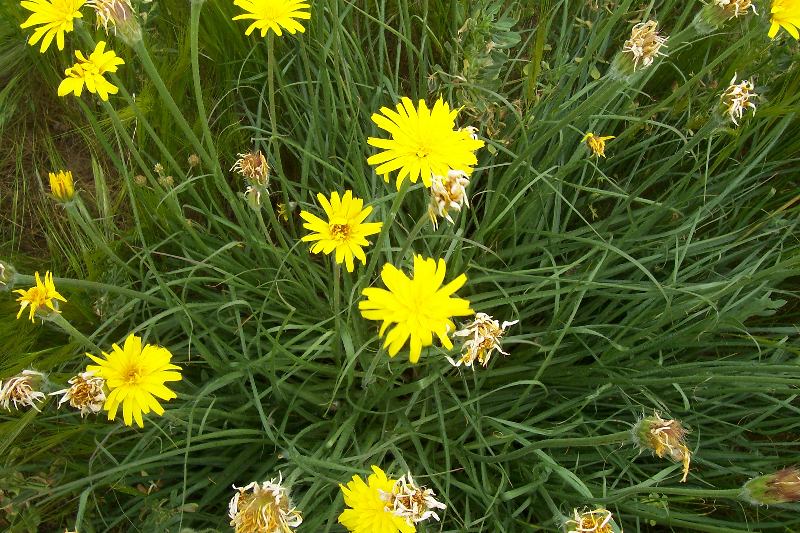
[228,477,302,533]
[232,150,270,186]
[388,472,447,524]
[622,20,668,70]
[720,76,758,126]
[449,313,518,368]
[565,507,616,533]
[713,0,757,18]
[0,370,46,411]
[428,170,470,230]
[50,371,106,417]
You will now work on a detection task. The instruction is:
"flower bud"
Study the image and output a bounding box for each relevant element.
[743,468,800,505]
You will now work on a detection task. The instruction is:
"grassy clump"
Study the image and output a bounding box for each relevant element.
[1,0,800,532]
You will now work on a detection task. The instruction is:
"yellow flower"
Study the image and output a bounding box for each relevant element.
[769,0,800,39]
[14,271,67,322]
[359,256,474,363]
[19,0,85,53]
[339,466,415,533]
[581,133,615,158]
[367,97,485,189]
[57,41,124,102]
[86,333,182,428]
[232,0,311,37]
[49,170,75,201]
[300,190,383,272]
[228,478,303,533]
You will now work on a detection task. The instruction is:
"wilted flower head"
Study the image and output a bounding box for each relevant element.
[187,153,201,168]
[581,133,615,158]
[565,507,617,533]
[49,371,106,417]
[232,150,270,186]
[713,0,757,18]
[449,313,518,368]
[87,0,142,44]
[720,76,758,125]
[743,468,800,505]
[428,170,470,230]
[0,370,46,411]
[390,472,447,524]
[622,20,668,70]
[49,170,75,202]
[228,478,302,533]
[634,412,691,482]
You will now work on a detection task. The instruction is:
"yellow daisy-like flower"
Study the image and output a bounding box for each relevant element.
[49,170,75,201]
[19,0,85,53]
[339,465,415,533]
[359,255,474,363]
[769,0,800,39]
[86,333,182,428]
[232,0,311,38]
[57,41,124,102]
[581,132,615,158]
[367,97,485,189]
[300,190,383,273]
[14,271,67,322]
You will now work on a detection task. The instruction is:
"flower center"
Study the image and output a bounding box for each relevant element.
[28,287,49,307]
[330,223,351,241]
[123,365,142,385]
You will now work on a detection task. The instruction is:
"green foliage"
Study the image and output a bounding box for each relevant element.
[2,0,800,532]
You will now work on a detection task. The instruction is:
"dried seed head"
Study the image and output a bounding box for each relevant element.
[49,371,106,417]
[232,151,270,186]
[448,313,518,368]
[389,472,447,524]
[428,170,470,230]
[743,468,800,505]
[228,478,302,533]
[158,175,175,188]
[565,507,616,533]
[720,76,758,126]
[0,370,46,411]
[153,163,165,177]
[133,174,147,186]
[634,413,691,482]
[713,0,757,18]
[187,154,201,168]
[622,20,668,70]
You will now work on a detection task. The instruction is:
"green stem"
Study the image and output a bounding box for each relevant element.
[189,0,218,164]
[333,259,342,360]
[15,275,166,308]
[398,212,430,261]
[360,180,411,288]
[65,200,138,277]
[465,430,633,463]
[267,33,279,152]
[133,40,213,169]
[48,313,101,352]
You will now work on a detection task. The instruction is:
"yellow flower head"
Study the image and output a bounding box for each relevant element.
[49,170,75,201]
[565,507,616,533]
[359,256,474,363]
[634,412,692,482]
[769,0,800,38]
[300,190,383,272]
[19,0,85,53]
[232,0,311,37]
[86,333,182,428]
[338,465,415,533]
[581,133,615,158]
[367,97,485,189]
[57,41,124,102]
[228,478,303,533]
[14,271,67,322]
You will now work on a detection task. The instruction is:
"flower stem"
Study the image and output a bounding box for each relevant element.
[47,313,101,352]
[14,274,166,308]
[189,0,218,164]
